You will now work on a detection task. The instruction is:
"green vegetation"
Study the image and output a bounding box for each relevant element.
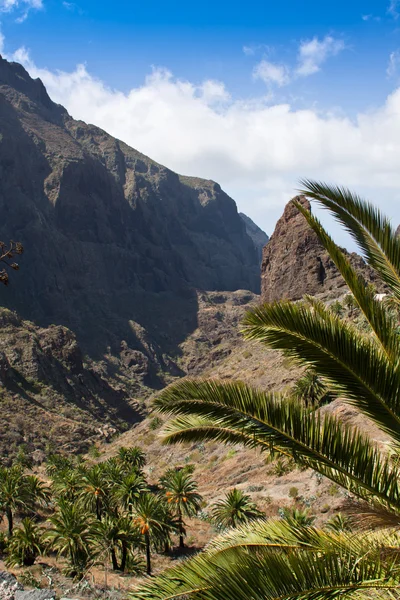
[133,182,400,599]
[6,518,46,567]
[0,445,203,579]
[0,465,50,535]
[291,368,334,407]
[210,488,264,530]
[159,469,202,548]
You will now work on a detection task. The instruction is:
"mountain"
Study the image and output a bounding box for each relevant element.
[239,213,269,263]
[261,196,380,302]
[0,57,262,369]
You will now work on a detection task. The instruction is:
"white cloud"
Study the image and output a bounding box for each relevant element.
[198,79,230,104]
[387,50,400,77]
[253,60,290,87]
[296,35,345,76]
[0,0,42,21]
[6,46,400,243]
[388,0,400,19]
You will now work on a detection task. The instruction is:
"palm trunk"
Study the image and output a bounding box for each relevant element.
[96,496,101,521]
[6,506,13,536]
[111,547,118,571]
[145,532,151,575]
[178,508,184,549]
[120,541,127,572]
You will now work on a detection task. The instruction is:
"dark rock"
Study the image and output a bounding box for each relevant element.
[0,56,260,365]
[239,213,269,264]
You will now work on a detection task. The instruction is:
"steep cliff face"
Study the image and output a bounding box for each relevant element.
[0,57,260,359]
[239,213,269,264]
[261,196,378,302]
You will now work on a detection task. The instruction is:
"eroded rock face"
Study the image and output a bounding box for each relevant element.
[0,57,260,360]
[261,196,378,302]
[239,213,269,264]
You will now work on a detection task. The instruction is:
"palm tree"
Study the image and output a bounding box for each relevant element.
[291,368,333,407]
[325,512,353,533]
[0,466,49,535]
[78,464,110,520]
[92,514,141,572]
[160,470,202,548]
[6,518,45,567]
[343,292,357,316]
[132,182,400,598]
[114,471,148,514]
[51,467,82,502]
[46,499,94,578]
[132,493,175,575]
[280,507,315,527]
[211,488,264,530]
[117,447,146,472]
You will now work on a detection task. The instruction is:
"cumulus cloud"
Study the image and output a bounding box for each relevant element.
[6,46,400,243]
[296,35,345,76]
[253,60,290,87]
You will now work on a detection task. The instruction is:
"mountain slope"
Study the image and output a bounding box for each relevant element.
[0,57,262,365]
[239,212,269,263]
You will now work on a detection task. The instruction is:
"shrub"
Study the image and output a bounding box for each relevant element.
[149,417,162,430]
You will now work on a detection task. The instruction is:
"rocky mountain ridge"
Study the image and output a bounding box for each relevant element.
[0,56,264,368]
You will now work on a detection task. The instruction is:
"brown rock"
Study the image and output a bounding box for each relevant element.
[261,196,379,303]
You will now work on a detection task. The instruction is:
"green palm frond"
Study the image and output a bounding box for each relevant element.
[131,522,400,599]
[157,379,400,513]
[299,180,400,301]
[242,301,400,443]
[293,198,400,359]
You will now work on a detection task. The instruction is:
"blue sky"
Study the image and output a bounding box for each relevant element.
[1,0,400,244]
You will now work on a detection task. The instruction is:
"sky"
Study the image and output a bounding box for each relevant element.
[1,0,400,246]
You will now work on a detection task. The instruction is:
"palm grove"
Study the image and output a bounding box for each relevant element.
[132,182,400,599]
[0,448,201,576]
[0,445,270,578]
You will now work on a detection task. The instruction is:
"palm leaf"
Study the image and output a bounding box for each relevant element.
[131,522,400,599]
[242,301,400,444]
[293,198,400,360]
[157,379,400,513]
[299,180,400,302]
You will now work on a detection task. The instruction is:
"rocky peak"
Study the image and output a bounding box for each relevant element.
[261,195,378,302]
[0,56,66,123]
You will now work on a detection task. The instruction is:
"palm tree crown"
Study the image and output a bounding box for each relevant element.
[211,488,264,530]
[160,469,202,548]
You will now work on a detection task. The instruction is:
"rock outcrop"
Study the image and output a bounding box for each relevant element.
[0,307,143,463]
[0,572,55,600]
[0,57,261,362]
[239,213,269,263]
[261,196,378,302]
